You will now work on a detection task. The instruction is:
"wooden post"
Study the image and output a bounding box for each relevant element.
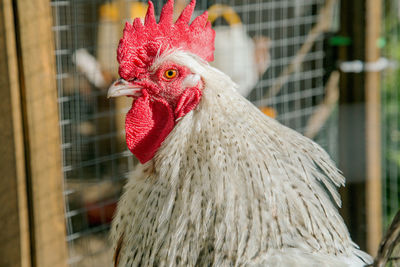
[365,0,382,255]
[0,0,68,266]
[13,0,68,266]
[338,0,382,256]
[0,0,30,266]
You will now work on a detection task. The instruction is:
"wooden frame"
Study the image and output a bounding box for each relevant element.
[338,0,382,256]
[0,0,68,266]
[0,0,30,266]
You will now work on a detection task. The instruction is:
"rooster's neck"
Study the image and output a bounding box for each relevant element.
[111,69,370,266]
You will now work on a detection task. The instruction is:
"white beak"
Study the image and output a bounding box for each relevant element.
[107,79,142,98]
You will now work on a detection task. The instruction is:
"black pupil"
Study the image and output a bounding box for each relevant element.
[168,70,174,77]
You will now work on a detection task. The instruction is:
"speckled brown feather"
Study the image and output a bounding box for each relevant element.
[374,209,400,267]
[113,233,124,267]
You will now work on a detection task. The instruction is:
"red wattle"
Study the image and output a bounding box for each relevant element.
[175,87,202,120]
[125,87,202,164]
[125,91,174,163]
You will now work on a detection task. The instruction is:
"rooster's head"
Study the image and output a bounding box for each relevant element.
[108,0,215,164]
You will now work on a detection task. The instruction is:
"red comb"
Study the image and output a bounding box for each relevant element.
[117,0,215,80]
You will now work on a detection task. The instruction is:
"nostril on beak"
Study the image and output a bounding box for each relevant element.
[115,78,129,86]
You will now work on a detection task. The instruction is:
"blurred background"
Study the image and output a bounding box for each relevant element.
[0,0,399,266]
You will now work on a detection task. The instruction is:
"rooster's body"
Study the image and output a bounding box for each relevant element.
[108,1,372,266]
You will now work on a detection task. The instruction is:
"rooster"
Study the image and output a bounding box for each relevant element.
[108,1,373,266]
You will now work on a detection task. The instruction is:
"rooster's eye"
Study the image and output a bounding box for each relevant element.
[164,69,177,79]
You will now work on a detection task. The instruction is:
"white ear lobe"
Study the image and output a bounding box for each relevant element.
[182,74,200,88]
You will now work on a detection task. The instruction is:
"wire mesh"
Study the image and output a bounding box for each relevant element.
[51,0,336,265]
[380,0,400,264]
[382,0,400,247]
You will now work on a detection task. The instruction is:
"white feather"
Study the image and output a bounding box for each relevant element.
[182,74,201,88]
[111,50,373,266]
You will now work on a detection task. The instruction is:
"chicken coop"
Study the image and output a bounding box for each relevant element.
[0,0,399,266]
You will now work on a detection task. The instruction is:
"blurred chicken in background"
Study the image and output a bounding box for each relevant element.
[208,4,270,97]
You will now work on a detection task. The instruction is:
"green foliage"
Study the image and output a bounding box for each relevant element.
[381,0,400,229]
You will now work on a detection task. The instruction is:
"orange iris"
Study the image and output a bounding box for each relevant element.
[164,69,177,79]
